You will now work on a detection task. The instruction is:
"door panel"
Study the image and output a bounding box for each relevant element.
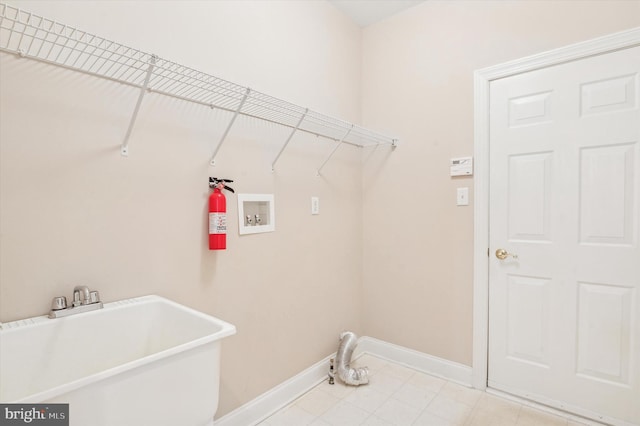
[489,46,640,425]
[508,152,553,241]
[579,143,636,245]
[576,282,633,386]
[506,274,551,367]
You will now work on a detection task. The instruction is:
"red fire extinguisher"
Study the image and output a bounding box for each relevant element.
[208,177,234,250]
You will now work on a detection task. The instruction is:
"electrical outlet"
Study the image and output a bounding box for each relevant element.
[311,196,320,215]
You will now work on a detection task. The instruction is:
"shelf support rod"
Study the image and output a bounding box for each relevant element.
[210,87,251,166]
[271,108,308,172]
[316,125,353,176]
[121,55,157,156]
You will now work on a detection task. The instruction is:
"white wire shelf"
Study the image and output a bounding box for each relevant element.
[0,3,398,169]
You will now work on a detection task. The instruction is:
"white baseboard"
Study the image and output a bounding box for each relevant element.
[355,336,473,387]
[214,354,333,426]
[214,337,473,426]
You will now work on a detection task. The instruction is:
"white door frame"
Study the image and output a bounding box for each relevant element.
[472,27,640,391]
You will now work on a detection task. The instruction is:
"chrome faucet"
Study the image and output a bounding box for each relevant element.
[73,285,91,307]
[49,286,103,318]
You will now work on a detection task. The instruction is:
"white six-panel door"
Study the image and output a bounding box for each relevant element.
[488,46,640,425]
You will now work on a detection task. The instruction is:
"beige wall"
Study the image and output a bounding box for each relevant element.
[0,0,364,417]
[2,0,639,418]
[361,0,640,366]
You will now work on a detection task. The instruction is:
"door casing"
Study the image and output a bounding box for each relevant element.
[472,27,640,392]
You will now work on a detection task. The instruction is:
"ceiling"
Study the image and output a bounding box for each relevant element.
[328,0,426,27]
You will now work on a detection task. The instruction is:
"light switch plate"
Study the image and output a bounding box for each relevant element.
[311,196,319,215]
[457,187,469,206]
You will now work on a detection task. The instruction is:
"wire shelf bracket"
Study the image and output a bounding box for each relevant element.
[210,87,250,166]
[0,3,398,171]
[121,55,156,156]
[271,108,308,172]
[317,125,353,176]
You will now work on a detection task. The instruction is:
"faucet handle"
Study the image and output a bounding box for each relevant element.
[90,291,100,304]
[51,296,67,311]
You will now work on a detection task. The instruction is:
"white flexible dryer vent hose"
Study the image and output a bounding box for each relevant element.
[336,331,369,386]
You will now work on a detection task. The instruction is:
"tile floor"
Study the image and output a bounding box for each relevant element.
[258,354,595,426]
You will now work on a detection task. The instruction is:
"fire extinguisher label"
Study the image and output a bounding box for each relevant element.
[209,212,226,234]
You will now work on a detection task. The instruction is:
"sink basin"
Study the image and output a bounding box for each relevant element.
[0,295,236,426]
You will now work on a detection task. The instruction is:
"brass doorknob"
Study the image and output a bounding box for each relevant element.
[495,248,518,260]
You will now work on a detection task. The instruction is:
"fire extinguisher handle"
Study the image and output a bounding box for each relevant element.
[209,177,235,193]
